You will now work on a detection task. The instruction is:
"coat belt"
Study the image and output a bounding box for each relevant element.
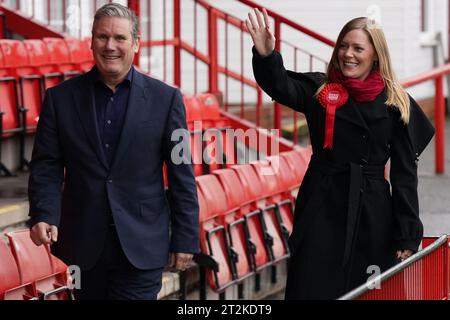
[308,156,385,268]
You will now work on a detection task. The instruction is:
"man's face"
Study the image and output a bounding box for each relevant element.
[91,16,139,80]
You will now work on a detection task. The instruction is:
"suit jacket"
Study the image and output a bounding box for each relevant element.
[28,67,199,270]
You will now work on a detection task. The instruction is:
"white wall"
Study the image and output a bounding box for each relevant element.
[206,0,449,101]
[3,0,447,101]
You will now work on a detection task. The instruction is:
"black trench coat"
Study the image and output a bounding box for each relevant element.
[252,49,435,300]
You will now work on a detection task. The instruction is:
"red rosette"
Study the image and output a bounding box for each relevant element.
[318,83,349,149]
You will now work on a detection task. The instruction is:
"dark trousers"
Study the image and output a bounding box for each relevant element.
[74,225,163,300]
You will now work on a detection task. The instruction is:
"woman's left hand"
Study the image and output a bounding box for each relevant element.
[396,249,413,261]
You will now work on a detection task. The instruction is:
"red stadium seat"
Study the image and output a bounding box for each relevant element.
[194,180,234,295]
[23,39,63,89]
[0,39,30,70]
[251,160,290,261]
[6,229,72,300]
[268,153,299,193]
[213,169,254,283]
[266,154,296,234]
[183,95,204,175]
[0,76,22,175]
[183,95,202,129]
[0,39,43,169]
[183,94,237,175]
[0,42,6,74]
[42,37,81,79]
[231,164,272,271]
[0,40,43,133]
[280,148,311,197]
[294,145,312,164]
[196,93,230,127]
[203,127,237,173]
[0,239,37,300]
[189,129,204,176]
[0,78,20,135]
[64,37,94,73]
[196,93,223,128]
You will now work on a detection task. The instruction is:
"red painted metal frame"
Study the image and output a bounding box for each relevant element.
[235,0,334,133]
[173,0,181,87]
[402,64,450,174]
[0,11,5,39]
[2,0,333,136]
[136,0,333,133]
[355,237,450,300]
[0,4,64,38]
[127,0,140,67]
[2,0,444,172]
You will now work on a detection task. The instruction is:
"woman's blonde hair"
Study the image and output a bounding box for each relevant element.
[318,17,410,123]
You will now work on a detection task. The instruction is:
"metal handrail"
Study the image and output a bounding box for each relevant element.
[236,0,335,46]
[401,63,450,174]
[338,234,449,300]
[402,64,450,88]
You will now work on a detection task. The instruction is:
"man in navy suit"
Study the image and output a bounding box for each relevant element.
[27,3,199,300]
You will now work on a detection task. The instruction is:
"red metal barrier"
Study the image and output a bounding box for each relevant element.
[340,235,450,300]
[402,64,450,174]
[236,0,334,138]
[2,0,445,168]
[136,0,333,142]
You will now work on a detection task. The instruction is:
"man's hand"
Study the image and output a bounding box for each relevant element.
[165,252,194,272]
[396,249,413,261]
[245,8,276,57]
[30,222,58,246]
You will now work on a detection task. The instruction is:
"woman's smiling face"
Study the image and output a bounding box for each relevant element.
[338,29,378,81]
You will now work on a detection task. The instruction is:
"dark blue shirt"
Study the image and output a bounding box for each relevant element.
[93,67,133,166]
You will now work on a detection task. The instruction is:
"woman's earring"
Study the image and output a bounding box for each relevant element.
[374,60,379,67]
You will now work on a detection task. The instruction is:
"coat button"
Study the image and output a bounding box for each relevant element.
[107,179,113,183]
[362,135,367,139]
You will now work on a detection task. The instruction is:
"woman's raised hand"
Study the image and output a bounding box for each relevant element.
[246,8,275,57]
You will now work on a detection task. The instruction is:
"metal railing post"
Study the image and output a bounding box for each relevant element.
[128,0,140,67]
[435,75,445,174]
[208,8,219,94]
[446,238,450,299]
[173,0,181,87]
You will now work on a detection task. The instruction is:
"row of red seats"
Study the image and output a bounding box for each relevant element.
[0,148,310,300]
[0,230,73,300]
[192,147,312,299]
[182,93,237,177]
[0,37,94,174]
[0,42,227,176]
[162,93,237,183]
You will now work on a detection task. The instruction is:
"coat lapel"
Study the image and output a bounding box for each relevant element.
[335,99,369,132]
[356,90,389,121]
[110,70,149,171]
[335,90,388,131]
[73,71,109,170]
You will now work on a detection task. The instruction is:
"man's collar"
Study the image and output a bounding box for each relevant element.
[92,65,134,88]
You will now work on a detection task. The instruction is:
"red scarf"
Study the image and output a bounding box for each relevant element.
[328,65,385,103]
